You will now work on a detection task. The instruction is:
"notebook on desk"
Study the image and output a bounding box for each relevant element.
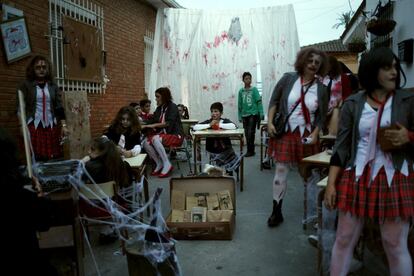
[34,160,80,193]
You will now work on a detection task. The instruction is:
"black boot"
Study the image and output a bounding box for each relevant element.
[267,199,284,227]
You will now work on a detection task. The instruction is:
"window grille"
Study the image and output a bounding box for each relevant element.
[49,0,105,93]
[144,30,154,95]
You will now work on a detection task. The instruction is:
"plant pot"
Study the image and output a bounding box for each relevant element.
[347,42,366,53]
[367,19,396,36]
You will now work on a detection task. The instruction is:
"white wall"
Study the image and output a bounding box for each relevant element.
[366,0,414,89]
[392,0,414,89]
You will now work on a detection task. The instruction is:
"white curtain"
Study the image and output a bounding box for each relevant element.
[149,6,299,124]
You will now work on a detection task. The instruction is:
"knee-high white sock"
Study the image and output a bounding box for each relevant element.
[380,221,412,276]
[272,163,289,203]
[152,136,172,174]
[143,139,162,171]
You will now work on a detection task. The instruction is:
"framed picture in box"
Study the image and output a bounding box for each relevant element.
[1,17,32,64]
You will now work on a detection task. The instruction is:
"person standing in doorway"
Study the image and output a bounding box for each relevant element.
[17,55,68,161]
[238,72,264,157]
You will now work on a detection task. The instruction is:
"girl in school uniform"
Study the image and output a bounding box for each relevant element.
[104,106,142,158]
[81,136,132,243]
[266,48,329,227]
[141,87,184,178]
[17,55,69,161]
[325,47,414,276]
[321,55,353,135]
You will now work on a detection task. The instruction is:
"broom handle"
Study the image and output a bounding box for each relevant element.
[18,90,33,178]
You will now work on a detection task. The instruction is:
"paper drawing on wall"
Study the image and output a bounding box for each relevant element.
[0,17,31,63]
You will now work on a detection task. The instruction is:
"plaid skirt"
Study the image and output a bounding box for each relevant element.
[267,128,320,165]
[147,133,183,148]
[337,166,414,222]
[28,123,62,160]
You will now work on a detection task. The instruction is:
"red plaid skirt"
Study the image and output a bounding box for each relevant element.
[337,166,414,222]
[147,133,183,148]
[267,128,320,165]
[28,123,62,160]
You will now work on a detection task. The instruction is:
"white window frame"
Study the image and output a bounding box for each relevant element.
[144,30,154,95]
[49,0,105,94]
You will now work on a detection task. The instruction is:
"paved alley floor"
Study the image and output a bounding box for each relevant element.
[82,147,386,276]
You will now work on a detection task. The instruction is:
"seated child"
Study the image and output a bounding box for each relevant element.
[177,104,189,119]
[193,102,239,172]
[129,102,143,123]
[81,136,133,243]
[104,106,141,158]
[139,99,153,122]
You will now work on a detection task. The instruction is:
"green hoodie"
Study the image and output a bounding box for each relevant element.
[238,86,264,121]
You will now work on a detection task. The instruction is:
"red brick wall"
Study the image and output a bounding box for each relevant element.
[0,0,156,142]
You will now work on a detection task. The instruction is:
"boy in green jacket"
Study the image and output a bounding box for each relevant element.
[238,72,264,156]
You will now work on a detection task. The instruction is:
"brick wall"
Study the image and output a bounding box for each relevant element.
[0,0,156,142]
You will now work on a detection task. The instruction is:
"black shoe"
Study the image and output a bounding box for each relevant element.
[262,160,271,170]
[267,199,284,227]
[245,151,255,157]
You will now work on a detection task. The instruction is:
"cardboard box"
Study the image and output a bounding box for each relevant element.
[166,177,236,240]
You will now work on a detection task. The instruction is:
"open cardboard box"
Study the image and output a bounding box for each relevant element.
[166,176,236,240]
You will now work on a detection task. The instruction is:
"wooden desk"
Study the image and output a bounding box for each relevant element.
[300,150,331,179]
[260,120,268,171]
[317,176,328,188]
[319,134,336,150]
[124,154,148,204]
[181,119,199,124]
[319,134,336,141]
[181,119,199,136]
[192,129,245,191]
[299,151,331,230]
[38,188,84,275]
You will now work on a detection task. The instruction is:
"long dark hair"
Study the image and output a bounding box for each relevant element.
[91,136,129,187]
[155,87,173,104]
[358,47,405,93]
[327,55,342,78]
[177,104,189,119]
[26,55,54,82]
[109,106,141,135]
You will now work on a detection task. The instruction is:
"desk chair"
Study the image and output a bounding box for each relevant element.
[168,138,193,176]
[79,181,126,239]
[260,125,273,170]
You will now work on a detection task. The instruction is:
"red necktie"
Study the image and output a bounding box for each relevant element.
[300,78,311,125]
[41,88,46,123]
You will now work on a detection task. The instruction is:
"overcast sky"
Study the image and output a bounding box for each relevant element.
[175,0,363,46]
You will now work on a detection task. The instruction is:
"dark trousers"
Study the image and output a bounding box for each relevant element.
[242,115,258,153]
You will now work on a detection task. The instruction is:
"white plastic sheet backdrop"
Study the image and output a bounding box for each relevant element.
[149,6,300,124]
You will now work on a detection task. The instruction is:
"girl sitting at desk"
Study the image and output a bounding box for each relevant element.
[141,87,184,178]
[104,106,142,158]
[81,136,132,243]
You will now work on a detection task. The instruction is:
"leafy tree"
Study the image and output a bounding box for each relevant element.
[332,11,354,29]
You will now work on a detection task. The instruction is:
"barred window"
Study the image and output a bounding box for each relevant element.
[49,0,105,93]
